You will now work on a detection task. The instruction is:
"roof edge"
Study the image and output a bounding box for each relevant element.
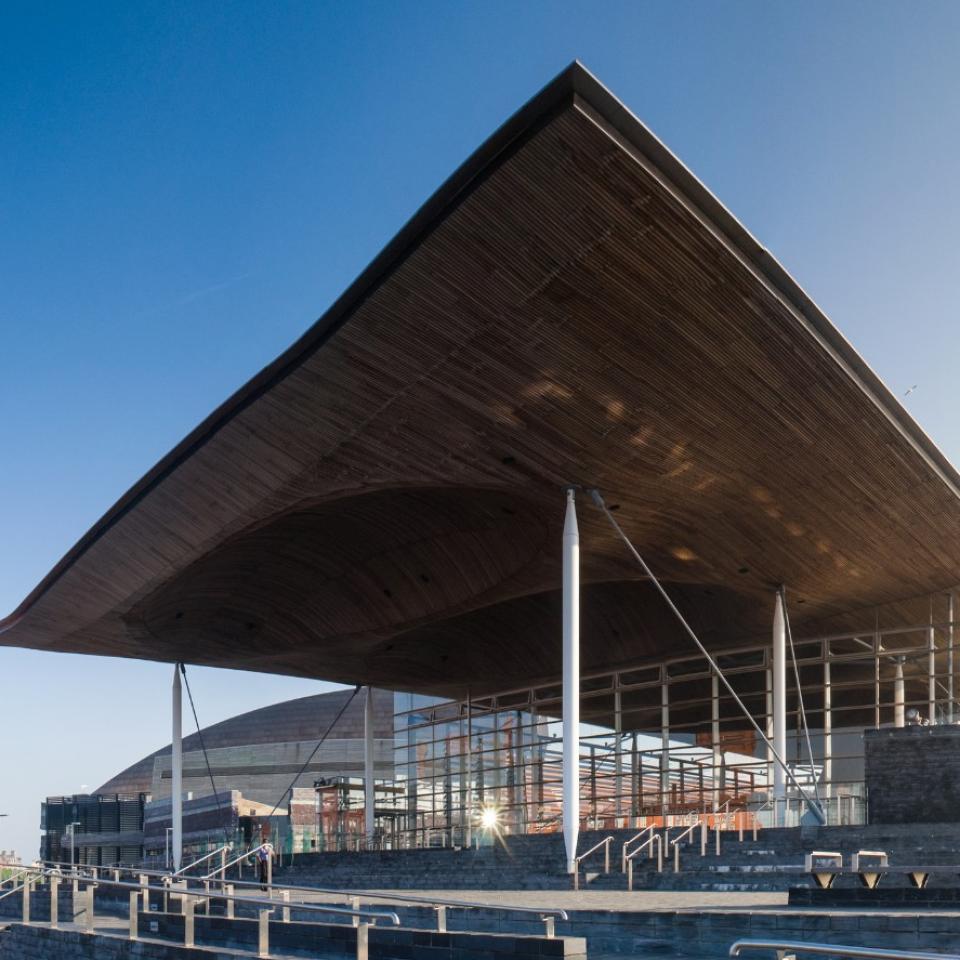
[0,62,586,636]
[5,60,958,639]
[565,67,960,502]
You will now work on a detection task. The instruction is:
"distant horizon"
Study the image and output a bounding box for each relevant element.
[4,0,960,860]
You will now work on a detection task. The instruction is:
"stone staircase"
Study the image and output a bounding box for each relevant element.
[274,822,960,893]
[278,832,574,890]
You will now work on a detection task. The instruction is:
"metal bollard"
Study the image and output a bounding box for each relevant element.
[22,877,31,925]
[129,891,139,940]
[435,905,446,932]
[225,884,234,919]
[183,897,195,948]
[543,916,555,939]
[715,825,721,856]
[49,876,59,929]
[356,920,369,960]
[281,889,290,922]
[258,909,271,958]
[140,874,150,913]
[350,895,360,928]
[673,843,681,874]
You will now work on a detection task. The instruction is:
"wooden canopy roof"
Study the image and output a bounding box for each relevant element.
[4,63,960,699]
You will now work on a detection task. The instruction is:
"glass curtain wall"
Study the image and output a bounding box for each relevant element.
[392,597,958,846]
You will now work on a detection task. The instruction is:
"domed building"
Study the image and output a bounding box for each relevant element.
[42,687,395,865]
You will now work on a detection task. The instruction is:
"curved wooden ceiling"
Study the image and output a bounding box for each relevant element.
[4,63,960,700]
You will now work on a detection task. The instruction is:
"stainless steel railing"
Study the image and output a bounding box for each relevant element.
[729,939,960,960]
[174,843,232,878]
[204,842,273,881]
[0,878,31,902]
[0,867,33,890]
[572,835,614,891]
[64,861,568,938]
[17,866,399,960]
[193,873,569,937]
[667,821,699,873]
[620,826,657,872]
[624,833,663,890]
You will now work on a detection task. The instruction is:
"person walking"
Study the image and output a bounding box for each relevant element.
[256,843,272,891]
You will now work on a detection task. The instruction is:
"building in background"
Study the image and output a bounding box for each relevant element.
[40,794,146,866]
[41,687,395,865]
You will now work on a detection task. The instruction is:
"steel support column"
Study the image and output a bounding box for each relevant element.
[711,672,721,813]
[614,687,623,822]
[172,663,183,873]
[949,593,955,725]
[822,652,832,802]
[660,669,670,812]
[562,488,580,874]
[894,658,905,728]
[772,593,787,826]
[465,693,473,848]
[874,633,881,731]
[929,603,937,725]
[364,686,375,846]
[765,665,773,799]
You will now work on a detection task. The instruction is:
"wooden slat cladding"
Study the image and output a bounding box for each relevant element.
[3,66,960,699]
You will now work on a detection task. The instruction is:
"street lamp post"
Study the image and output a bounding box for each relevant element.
[165,827,173,870]
[66,821,81,869]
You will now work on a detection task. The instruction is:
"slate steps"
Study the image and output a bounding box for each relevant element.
[267,823,960,894]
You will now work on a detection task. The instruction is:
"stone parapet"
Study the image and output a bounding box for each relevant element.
[865,725,960,823]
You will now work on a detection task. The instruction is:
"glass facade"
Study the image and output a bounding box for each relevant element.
[390,602,959,846]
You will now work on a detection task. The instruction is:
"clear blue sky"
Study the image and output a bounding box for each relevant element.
[3,1,960,859]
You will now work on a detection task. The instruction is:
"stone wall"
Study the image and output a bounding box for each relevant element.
[0,921,585,960]
[0,926,239,960]
[2,910,959,960]
[865,725,960,823]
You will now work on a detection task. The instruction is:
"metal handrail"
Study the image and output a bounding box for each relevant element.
[0,879,31,902]
[43,867,400,924]
[752,799,772,840]
[572,835,613,890]
[0,868,32,889]
[203,843,272,880]
[621,827,656,872]
[717,798,732,830]
[174,844,232,877]
[624,834,663,890]
[60,862,569,935]
[197,874,569,922]
[39,859,106,876]
[668,822,698,873]
[576,836,613,870]
[729,939,960,960]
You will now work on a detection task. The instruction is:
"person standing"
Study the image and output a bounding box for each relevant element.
[256,843,272,891]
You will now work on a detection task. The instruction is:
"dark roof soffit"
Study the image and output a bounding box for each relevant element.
[3,60,957,633]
